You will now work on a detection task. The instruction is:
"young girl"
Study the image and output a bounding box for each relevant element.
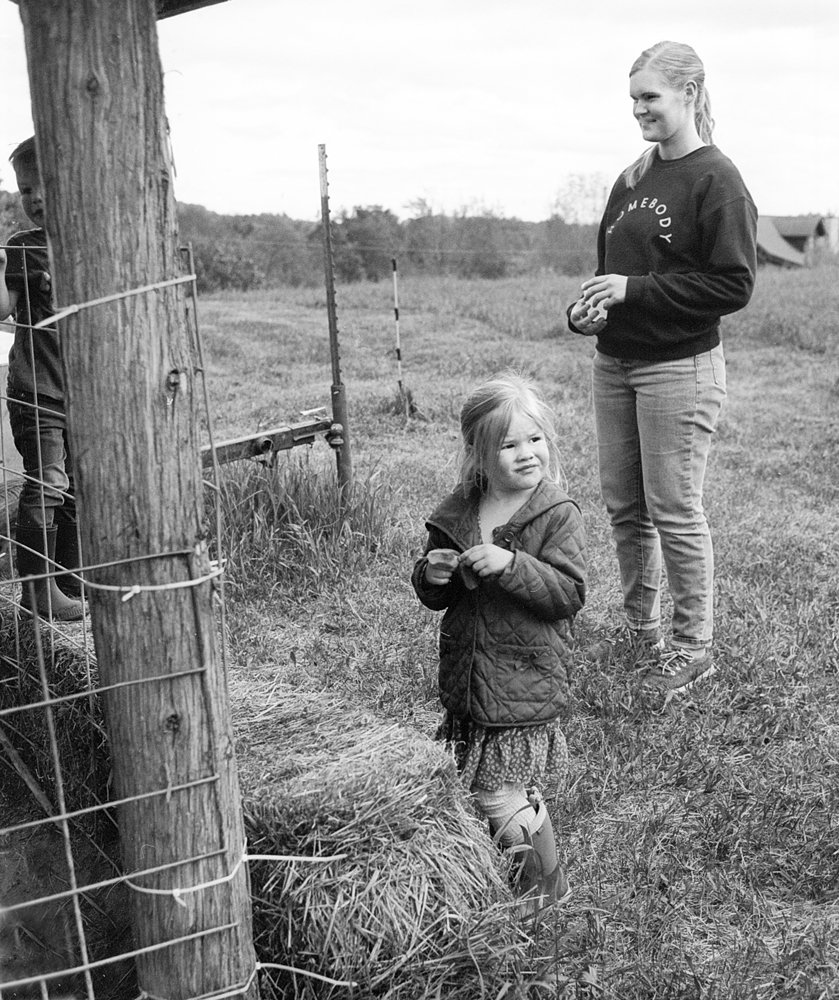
[411,372,586,910]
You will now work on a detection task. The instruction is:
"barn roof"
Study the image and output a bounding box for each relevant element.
[156,0,228,17]
[771,215,826,239]
[756,216,805,267]
[8,0,229,18]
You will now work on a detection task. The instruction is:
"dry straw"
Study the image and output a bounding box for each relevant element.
[0,625,536,998]
[236,679,533,999]
[0,612,132,995]
[0,613,109,832]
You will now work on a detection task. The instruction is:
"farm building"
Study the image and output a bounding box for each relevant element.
[756,214,838,267]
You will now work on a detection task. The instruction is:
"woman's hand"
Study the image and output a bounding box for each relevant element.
[581,273,628,312]
[569,296,608,335]
[460,543,514,579]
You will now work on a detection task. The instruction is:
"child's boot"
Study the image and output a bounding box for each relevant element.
[15,523,85,622]
[516,790,571,916]
[53,518,84,599]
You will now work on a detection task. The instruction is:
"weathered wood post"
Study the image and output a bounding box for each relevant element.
[15,1,259,996]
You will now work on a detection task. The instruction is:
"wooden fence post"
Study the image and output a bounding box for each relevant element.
[16,1,259,996]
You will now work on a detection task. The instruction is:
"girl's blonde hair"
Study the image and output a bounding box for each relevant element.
[623,40,714,190]
[458,371,564,493]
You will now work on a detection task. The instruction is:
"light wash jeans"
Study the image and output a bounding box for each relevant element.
[592,346,726,649]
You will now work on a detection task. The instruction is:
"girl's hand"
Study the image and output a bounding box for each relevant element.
[460,543,514,579]
[425,548,460,586]
[0,250,6,272]
[580,273,628,312]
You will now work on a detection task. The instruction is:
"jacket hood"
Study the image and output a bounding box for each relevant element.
[426,479,574,548]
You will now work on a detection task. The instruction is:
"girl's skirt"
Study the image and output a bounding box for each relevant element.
[436,711,568,795]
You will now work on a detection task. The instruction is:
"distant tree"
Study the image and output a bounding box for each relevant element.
[453,211,510,279]
[309,217,365,283]
[178,202,219,242]
[179,204,262,290]
[179,205,322,289]
[190,239,264,293]
[402,200,455,274]
[537,215,597,276]
[336,206,402,281]
[0,188,27,237]
[173,197,601,288]
[537,215,598,276]
[257,215,321,287]
[552,172,611,225]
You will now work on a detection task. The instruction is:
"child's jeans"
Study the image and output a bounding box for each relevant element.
[7,387,76,529]
[592,346,726,649]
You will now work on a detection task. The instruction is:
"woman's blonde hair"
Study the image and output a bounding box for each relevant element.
[623,41,714,190]
[458,371,564,493]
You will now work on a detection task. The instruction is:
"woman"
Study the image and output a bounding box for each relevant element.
[568,40,757,699]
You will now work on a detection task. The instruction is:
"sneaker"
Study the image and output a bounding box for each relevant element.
[641,647,716,703]
[586,625,664,669]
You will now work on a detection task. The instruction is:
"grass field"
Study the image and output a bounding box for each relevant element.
[198,263,839,999]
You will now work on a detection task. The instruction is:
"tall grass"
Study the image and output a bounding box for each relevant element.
[198,260,839,998]
[211,452,399,604]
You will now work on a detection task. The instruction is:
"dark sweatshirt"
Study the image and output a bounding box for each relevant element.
[572,145,757,361]
[5,228,64,400]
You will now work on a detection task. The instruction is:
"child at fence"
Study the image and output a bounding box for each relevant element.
[0,136,84,621]
[411,371,586,911]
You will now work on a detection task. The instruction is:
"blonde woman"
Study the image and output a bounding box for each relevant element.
[568,41,757,697]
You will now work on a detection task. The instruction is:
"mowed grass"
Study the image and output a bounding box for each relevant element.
[198,264,839,998]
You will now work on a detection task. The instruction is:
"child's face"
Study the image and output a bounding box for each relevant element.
[492,409,550,497]
[15,162,45,228]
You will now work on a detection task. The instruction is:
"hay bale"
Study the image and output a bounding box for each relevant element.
[0,619,131,997]
[0,479,20,583]
[0,642,533,998]
[0,615,110,832]
[234,679,531,999]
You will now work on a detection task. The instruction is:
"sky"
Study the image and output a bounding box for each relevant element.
[0,0,837,224]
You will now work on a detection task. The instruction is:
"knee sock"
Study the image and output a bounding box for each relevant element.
[474,782,537,848]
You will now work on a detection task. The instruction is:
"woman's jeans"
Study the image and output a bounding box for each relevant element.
[7,387,75,530]
[592,346,726,649]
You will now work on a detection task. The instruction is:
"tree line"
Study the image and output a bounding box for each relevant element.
[1,187,601,293]
[178,201,599,292]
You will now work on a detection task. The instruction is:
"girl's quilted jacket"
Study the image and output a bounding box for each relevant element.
[411,480,586,727]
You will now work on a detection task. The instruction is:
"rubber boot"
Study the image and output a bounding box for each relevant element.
[516,796,571,916]
[15,524,86,622]
[488,793,571,916]
[53,518,84,599]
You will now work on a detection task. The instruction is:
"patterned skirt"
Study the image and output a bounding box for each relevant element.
[436,711,568,795]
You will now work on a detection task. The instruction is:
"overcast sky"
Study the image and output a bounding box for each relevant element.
[0,0,836,223]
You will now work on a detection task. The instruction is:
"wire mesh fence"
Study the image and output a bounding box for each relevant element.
[0,242,261,999]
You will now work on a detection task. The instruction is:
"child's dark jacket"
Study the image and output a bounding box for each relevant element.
[4,228,62,399]
[411,480,586,728]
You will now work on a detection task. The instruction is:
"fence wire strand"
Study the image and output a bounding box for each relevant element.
[0,251,286,999]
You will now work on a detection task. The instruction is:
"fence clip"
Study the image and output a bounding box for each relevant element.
[325,423,344,449]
